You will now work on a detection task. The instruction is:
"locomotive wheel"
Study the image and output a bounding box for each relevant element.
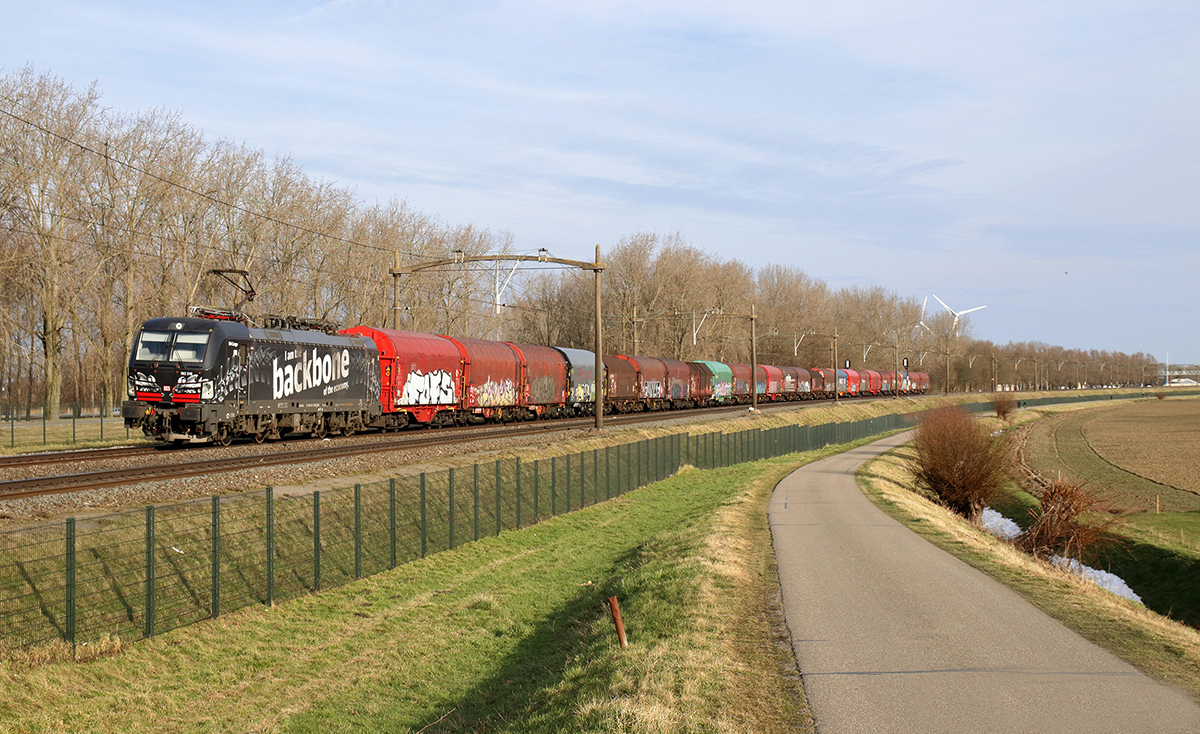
[341,423,354,436]
[313,418,327,439]
[252,430,267,444]
[215,426,232,447]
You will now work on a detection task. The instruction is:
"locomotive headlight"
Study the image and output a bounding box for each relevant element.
[201,381,214,400]
[127,377,135,398]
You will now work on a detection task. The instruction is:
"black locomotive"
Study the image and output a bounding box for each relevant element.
[122,313,381,444]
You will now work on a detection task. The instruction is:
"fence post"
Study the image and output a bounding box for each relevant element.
[592,449,598,505]
[420,473,428,558]
[533,460,539,522]
[65,518,76,651]
[389,478,397,569]
[266,487,275,606]
[449,468,456,550]
[72,403,76,444]
[473,464,480,542]
[605,446,611,500]
[100,406,103,440]
[579,451,585,508]
[516,457,522,529]
[144,505,155,638]
[42,403,46,445]
[494,461,502,537]
[551,456,557,515]
[313,491,321,592]
[566,454,572,512]
[354,484,362,579]
[211,496,220,619]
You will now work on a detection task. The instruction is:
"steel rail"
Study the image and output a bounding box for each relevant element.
[0,396,883,501]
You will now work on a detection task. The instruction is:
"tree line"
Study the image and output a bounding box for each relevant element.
[0,68,1155,417]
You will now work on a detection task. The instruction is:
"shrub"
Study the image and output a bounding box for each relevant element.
[992,393,1016,422]
[1015,478,1121,562]
[910,406,1014,523]
[1155,391,1167,400]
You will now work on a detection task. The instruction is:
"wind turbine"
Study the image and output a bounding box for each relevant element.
[916,296,934,337]
[931,294,986,338]
[929,295,987,394]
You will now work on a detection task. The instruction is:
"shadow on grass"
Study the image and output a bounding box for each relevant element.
[408,557,633,733]
[1096,534,1200,629]
[406,526,708,734]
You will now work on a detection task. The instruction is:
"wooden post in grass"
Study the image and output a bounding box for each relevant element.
[609,596,628,648]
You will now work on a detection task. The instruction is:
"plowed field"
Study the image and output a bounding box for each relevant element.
[1085,399,1200,494]
[1023,398,1200,513]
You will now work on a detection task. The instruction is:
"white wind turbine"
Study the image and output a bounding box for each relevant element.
[929,295,987,394]
[931,294,987,338]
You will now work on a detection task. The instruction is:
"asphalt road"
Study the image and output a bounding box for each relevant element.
[769,431,1200,733]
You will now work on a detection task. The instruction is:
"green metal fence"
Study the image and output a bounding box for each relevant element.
[0,390,1176,653]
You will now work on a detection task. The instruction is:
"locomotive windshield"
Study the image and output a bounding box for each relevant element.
[134,330,211,363]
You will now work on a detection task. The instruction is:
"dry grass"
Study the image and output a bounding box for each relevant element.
[860,445,1200,700]
[910,406,1015,521]
[3,634,125,668]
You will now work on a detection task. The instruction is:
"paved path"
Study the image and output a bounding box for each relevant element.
[769,432,1200,733]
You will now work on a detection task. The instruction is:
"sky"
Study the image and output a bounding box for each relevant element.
[4,1,1198,363]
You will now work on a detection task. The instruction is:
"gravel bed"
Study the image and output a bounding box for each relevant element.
[0,419,655,529]
[0,402,820,530]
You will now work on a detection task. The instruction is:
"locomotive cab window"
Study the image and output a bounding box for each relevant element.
[134,331,172,361]
[134,330,211,363]
[170,333,210,363]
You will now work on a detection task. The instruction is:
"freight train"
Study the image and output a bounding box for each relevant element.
[122,311,928,444]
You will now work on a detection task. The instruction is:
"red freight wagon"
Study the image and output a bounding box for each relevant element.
[879,370,894,394]
[443,336,521,417]
[810,367,833,398]
[793,367,812,398]
[758,365,784,401]
[912,372,930,393]
[729,363,752,401]
[603,355,639,411]
[506,342,569,417]
[342,326,460,427]
[778,366,800,397]
[660,358,692,402]
[620,355,669,402]
[842,369,861,396]
[688,362,714,403]
[863,370,882,395]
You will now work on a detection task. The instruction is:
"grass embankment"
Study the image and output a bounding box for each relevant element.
[1022,397,1200,627]
[858,432,1200,701]
[0,436,931,733]
[0,416,149,456]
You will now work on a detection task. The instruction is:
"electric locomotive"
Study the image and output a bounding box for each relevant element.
[122,311,382,444]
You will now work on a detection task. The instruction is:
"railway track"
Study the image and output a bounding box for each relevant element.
[0,444,167,470]
[0,401,800,501]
